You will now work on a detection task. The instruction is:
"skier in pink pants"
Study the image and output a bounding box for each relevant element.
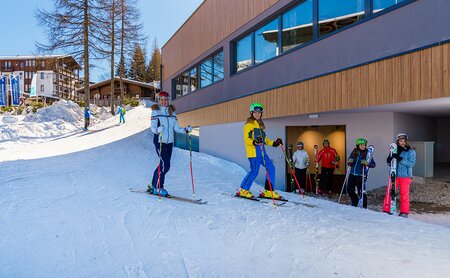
[383,133,416,217]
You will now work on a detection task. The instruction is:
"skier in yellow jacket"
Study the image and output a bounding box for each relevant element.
[237,102,283,199]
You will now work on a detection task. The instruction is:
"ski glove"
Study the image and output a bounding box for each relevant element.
[272,138,283,147]
[347,158,354,166]
[156,126,164,134]
[253,137,263,146]
[361,160,369,166]
[184,125,193,133]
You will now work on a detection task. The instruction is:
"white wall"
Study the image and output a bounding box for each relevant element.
[436,118,450,163]
[200,112,396,191]
[36,71,56,97]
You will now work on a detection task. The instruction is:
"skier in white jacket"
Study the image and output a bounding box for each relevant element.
[149,91,192,196]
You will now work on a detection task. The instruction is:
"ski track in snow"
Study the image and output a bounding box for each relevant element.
[1,105,450,277]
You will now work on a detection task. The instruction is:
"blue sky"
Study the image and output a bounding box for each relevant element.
[0,0,204,81]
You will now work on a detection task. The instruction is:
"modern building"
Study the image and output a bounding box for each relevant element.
[77,77,158,106]
[0,55,81,101]
[161,0,450,191]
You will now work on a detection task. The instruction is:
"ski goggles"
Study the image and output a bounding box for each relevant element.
[252,106,263,112]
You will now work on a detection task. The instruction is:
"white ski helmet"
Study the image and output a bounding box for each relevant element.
[396,133,408,142]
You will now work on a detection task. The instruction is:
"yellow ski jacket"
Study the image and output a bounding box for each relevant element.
[243,120,274,158]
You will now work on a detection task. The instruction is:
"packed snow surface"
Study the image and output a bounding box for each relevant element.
[1,103,449,277]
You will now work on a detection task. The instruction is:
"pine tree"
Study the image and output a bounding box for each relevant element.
[146,38,161,82]
[128,45,147,82]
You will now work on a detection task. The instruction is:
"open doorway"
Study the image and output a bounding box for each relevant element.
[285,125,346,193]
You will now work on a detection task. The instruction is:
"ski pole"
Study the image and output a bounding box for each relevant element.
[337,166,351,204]
[279,144,306,199]
[189,134,195,197]
[157,131,163,198]
[259,143,277,208]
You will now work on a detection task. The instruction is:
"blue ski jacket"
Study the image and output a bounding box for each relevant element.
[84,108,91,119]
[396,147,416,178]
[347,149,376,176]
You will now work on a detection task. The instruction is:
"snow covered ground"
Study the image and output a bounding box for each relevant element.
[1,103,450,277]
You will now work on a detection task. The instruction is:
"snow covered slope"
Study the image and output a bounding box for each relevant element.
[1,106,449,278]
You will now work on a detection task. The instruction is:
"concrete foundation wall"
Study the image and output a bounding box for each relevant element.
[200,112,396,191]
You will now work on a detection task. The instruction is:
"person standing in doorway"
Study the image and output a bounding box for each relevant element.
[292,142,309,192]
[316,139,339,195]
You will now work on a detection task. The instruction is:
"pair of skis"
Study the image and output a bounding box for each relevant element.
[130,188,207,205]
[384,143,398,214]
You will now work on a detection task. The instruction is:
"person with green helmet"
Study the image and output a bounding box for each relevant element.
[346,138,376,207]
[237,102,283,200]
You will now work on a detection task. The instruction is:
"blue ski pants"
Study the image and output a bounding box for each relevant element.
[240,153,276,191]
[152,142,173,188]
[119,114,125,124]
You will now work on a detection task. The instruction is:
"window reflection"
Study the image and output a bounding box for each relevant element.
[174,76,181,99]
[373,0,405,13]
[282,0,313,52]
[319,0,365,37]
[190,67,198,92]
[213,51,224,81]
[255,18,279,64]
[200,58,213,87]
[236,34,252,72]
[181,71,189,96]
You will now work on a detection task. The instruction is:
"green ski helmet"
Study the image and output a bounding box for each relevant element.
[249,102,264,113]
[355,138,368,146]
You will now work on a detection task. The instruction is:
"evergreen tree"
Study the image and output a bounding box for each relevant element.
[128,44,147,82]
[146,38,161,82]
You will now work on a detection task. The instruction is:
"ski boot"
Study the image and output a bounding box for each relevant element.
[237,188,255,199]
[147,185,169,197]
[260,189,282,200]
[398,213,409,218]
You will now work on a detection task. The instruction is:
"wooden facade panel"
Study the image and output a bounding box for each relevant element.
[431,45,443,99]
[162,0,281,79]
[177,43,450,127]
[421,48,433,100]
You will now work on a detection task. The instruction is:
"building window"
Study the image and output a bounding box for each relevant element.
[31,60,35,67]
[20,62,23,68]
[282,0,314,52]
[319,0,365,37]
[236,34,252,72]
[255,18,279,64]
[41,60,45,67]
[25,60,29,67]
[373,0,405,13]
[190,67,199,92]
[40,72,45,79]
[200,58,213,87]
[181,71,189,96]
[174,76,182,99]
[41,85,45,92]
[213,51,224,81]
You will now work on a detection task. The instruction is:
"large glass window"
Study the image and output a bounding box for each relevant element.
[213,51,224,81]
[200,58,213,87]
[319,0,365,37]
[282,0,313,52]
[181,71,189,96]
[373,0,405,13]
[174,76,181,99]
[236,34,252,72]
[190,67,199,92]
[255,18,279,64]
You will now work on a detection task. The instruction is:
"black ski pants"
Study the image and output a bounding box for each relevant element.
[347,174,367,208]
[152,142,173,189]
[295,167,307,190]
[319,167,335,193]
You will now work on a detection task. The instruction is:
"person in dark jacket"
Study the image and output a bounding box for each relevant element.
[346,138,376,208]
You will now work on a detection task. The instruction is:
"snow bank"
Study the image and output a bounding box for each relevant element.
[0,100,121,145]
